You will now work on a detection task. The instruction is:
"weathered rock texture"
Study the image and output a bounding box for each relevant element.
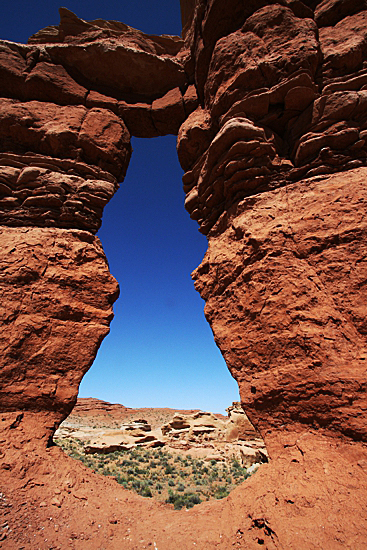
[179,0,367,235]
[0,227,118,420]
[178,0,367,444]
[1,1,367,548]
[56,399,266,466]
[194,168,367,440]
[0,8,194,443]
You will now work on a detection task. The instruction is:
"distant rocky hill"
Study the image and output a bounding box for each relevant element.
[56,398,267,468]
[64,397,208,429]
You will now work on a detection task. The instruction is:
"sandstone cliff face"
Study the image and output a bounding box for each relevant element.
[179,0,367,235]
[0,227,118,421]
[177,0,367,449]
[193,167,367,442]
[177,1,367,545]
[0,8,192,444]
[56,399,266,467]
[1,2,367,549]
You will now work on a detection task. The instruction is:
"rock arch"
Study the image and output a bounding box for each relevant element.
[1,2,367,548]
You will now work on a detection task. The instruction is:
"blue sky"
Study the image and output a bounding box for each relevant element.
[2,1,240,413]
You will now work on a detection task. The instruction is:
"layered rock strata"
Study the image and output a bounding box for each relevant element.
[57,401,267,467]
[0,8,194,439]
[177,0,367,449]
[177,1,367,545]
[179,0,367,235]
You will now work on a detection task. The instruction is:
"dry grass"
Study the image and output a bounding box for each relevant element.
[56,437,251,509]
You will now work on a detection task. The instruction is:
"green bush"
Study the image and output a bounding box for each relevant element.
[139,486,152,498]
[166,492,202,510]
[214,486,230,499]
[56,435,252,509]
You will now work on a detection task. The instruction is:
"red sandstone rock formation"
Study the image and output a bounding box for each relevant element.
[1,1,367,548]
[178,0,367,444]
[0,8,192,442]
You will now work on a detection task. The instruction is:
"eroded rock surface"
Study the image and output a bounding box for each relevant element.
[179,0,367,235]
[1,1,367,549]
[0,8,191,448]
[0,227,118,420]
[179,0,367,447]
[60,400,267,466]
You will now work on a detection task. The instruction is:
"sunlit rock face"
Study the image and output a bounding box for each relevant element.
[0,8,194,444]
[179,0,367,235]
[176,5,367,542]
[1,2,367,548]
[0,227,119,430]
[178,0,367,446]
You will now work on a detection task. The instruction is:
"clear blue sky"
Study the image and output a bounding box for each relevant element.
[1,1,240,413]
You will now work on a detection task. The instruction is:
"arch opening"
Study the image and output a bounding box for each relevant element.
[55,135,268,507]
[79,136,240,414]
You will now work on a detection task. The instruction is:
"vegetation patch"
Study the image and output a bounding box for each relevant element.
[56,437,252,509]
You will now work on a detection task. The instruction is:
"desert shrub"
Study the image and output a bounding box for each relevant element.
[166,491,202,510]
[56,434,252,508]
[134,467,147,475]
[214,486,230,499]
[233,468,248,479]
[139,485,152,498]
[116,474,127,484]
